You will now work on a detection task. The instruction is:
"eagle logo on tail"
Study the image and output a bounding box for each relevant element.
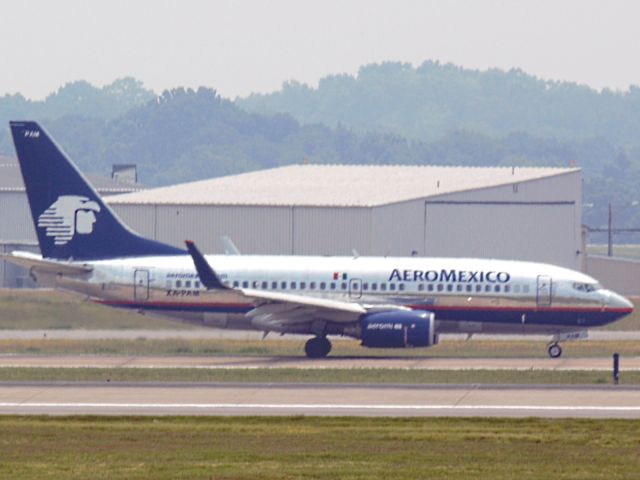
[37,195,101,245]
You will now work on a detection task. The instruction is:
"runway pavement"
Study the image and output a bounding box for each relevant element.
[0,354,638,370]
[0,382,638,418]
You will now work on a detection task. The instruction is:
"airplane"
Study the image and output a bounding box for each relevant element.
[4,121,634,358]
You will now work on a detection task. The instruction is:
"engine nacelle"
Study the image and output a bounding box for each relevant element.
[360,310,437,348]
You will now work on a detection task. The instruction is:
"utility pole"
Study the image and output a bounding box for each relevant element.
[608,202,613,257]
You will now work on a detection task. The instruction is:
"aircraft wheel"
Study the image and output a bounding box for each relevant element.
[305,336,332,358]
[548,343,562,358]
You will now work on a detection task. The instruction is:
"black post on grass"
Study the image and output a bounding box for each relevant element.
[613,353,620,385]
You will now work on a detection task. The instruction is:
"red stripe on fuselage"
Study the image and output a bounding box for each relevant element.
[96,299,632,315]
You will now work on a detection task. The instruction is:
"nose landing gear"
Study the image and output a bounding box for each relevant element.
[546,331,587,359]
[547,342,562,358]
[304,336,332,358]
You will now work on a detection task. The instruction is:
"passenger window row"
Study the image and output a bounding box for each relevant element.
[416,283,516,293]
[232,280,347,291]
[417,283,530,294]
[167,280,201,289]
[208,280,532,295]
[230,281,406,291]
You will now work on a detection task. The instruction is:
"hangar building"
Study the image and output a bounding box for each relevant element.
[106,164,583,270]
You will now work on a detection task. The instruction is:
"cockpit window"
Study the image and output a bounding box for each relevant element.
[573,282,600,293]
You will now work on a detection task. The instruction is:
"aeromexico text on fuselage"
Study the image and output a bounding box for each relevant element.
[388,268,510,284]
[161,268,512,285]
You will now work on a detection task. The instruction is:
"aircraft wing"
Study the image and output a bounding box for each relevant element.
[2,251,93,276]
[239,288,366,314]
[185,241,376,323]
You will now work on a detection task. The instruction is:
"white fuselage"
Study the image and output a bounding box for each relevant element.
[56,254,632,337]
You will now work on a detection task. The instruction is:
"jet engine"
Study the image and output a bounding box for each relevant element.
[360,310,437,348]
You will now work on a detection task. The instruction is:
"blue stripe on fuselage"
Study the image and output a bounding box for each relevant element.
[411,305,626,328]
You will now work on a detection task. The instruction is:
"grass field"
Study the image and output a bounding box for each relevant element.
[0,289,196,330]
[0,337,638,357]
[0,367,631,384]
[0,416,639,479]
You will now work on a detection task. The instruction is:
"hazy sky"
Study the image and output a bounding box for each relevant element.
[2,0,639,100]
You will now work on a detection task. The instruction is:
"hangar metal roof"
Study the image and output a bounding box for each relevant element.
[0,157,143,194]
[106,164,579,207]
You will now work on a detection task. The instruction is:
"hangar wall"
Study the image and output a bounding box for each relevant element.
[113,204,373,256]
[111,170,581,269]
[0,191,37,242]
[292,207,371,256]
[0,192,43,288]
[367,171,581,268]
[586,256,640,296]
[115,204,294,255]
[423,203,575,265]
[371,201,424,257]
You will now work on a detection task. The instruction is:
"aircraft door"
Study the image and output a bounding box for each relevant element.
[349,278,362,299]
[134,269,150,301]
[536,275,552,307]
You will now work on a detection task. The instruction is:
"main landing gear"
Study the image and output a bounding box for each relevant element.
[305,336,332,358]
[547,342,562,358]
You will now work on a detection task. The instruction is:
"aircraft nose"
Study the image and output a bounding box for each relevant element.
[608,291,634,313]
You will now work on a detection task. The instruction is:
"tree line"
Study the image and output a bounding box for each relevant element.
[0,70,638,238]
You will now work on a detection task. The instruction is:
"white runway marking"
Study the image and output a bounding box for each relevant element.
[1,403,640,412]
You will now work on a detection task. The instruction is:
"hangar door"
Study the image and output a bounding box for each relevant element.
[424,201,577,268]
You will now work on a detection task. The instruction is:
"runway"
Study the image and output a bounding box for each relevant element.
[0,382,639,418]
[0,354,638,370]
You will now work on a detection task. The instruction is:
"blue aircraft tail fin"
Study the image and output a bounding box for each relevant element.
[10,121,185,260]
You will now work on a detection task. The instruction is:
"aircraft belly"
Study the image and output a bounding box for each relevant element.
[53,278,617,336]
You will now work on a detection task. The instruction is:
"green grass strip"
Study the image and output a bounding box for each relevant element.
[0,416,639,479]
[0,367,635,384]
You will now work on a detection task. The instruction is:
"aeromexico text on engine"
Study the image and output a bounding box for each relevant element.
[388,269,511,283]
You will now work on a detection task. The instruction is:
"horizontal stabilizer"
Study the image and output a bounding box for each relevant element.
[3,251,92,276]
[221,236,241,255]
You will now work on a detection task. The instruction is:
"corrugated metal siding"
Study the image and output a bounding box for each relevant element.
[0,192,36,242]
[292,207,371,255]
[424,202,578,268]
[371,201,424,256]
[155,205,293,254]
[1,242,39,288]
[111,204,157,239]
[419,171,582,268]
